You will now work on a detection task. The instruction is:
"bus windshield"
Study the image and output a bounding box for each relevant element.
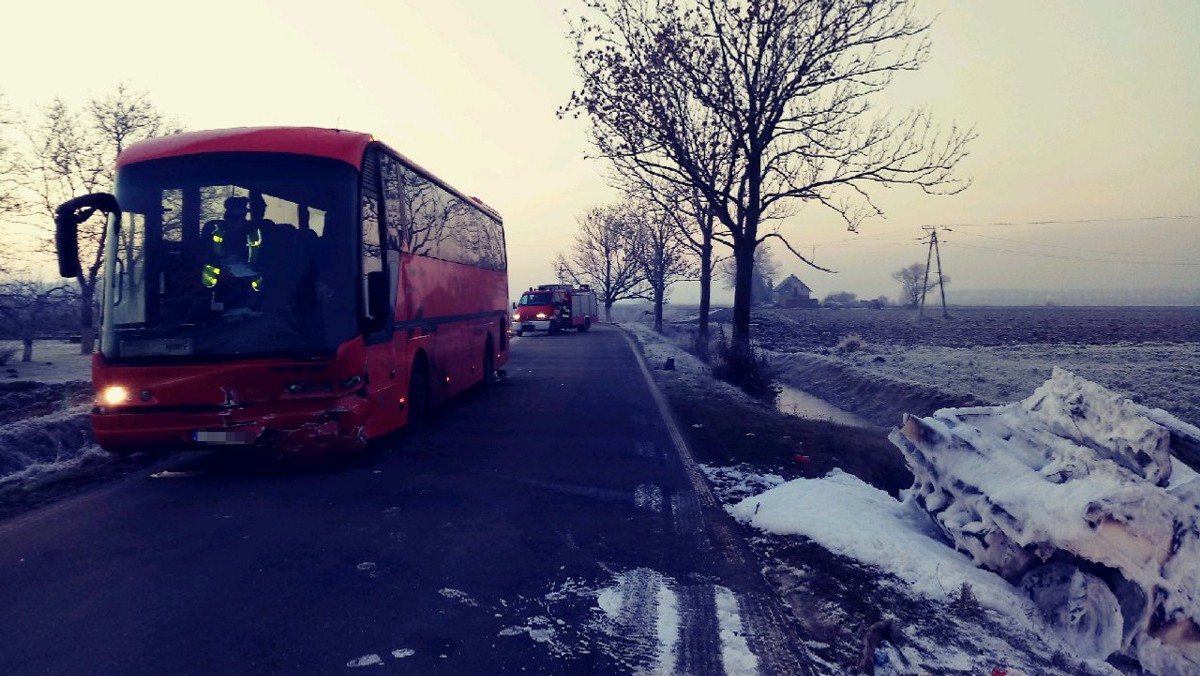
[102,153,359,362]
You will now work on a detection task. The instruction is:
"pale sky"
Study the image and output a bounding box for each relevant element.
[2,0,1197,303]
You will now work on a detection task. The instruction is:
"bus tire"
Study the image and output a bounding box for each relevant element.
[407,358,431,431]
[481,339,494,390]
[515,329,523,337]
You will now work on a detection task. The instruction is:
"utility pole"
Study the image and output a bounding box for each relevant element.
[919,227,951,318]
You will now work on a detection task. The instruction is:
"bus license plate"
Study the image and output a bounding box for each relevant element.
[193,429,256,445]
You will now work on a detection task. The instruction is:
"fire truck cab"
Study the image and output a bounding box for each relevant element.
[512,284,598,336]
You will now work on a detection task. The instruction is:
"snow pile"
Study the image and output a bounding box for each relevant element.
[890,367,1200,674]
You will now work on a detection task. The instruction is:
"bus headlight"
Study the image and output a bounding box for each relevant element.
[101,386,131,406]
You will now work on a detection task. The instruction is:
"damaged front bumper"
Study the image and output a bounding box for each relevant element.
[92,394,374,459]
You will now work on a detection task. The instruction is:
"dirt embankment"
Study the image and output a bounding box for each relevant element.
[772,353,989,428]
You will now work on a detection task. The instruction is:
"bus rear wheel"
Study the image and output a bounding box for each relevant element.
[481,340,494,390]
[407,360,430,430]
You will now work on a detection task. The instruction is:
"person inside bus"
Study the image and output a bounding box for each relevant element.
[200,196,265,309]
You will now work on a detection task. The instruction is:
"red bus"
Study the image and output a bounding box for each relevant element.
[54,127,509,458]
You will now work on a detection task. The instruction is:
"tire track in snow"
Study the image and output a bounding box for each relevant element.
[621,327,815,675]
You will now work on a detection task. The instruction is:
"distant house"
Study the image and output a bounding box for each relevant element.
[773,275,819,308]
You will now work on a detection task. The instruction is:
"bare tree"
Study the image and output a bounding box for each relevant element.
[19,83,179,353]
[892,261,949,307]
[607,115,727,359]
[626,196,697,331]
[555,203,648,321]
[0,92,19,220]
[563,0,974,360]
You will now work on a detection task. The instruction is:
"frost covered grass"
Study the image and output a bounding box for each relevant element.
[0,344,118,516]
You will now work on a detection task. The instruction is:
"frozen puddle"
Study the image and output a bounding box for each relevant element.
[776,384,875,428]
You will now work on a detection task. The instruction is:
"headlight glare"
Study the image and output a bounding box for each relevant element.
[102,386,130,406]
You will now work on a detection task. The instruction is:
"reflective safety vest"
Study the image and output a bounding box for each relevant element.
[202,221,264,291]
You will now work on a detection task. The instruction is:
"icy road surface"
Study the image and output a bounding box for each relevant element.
[0,325,806,675]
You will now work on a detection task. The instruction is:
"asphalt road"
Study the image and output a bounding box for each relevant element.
[0,324,807,675]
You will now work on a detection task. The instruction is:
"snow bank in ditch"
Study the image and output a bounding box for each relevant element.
[890,368,1200,674]
[729,368,1200,674]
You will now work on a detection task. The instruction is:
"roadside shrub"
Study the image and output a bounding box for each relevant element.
[711,329,780,405]
[950,582,982,619]
[0,347,15,366]
[834,334,866,354]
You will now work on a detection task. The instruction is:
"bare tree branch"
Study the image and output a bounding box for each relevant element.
[555,203,649,320]
[563,0,974,355]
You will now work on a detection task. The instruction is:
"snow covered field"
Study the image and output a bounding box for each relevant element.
[0,339,92,384]
[773,341,1200,428]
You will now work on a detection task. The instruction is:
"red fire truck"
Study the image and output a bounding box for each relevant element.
[512,284,598,336]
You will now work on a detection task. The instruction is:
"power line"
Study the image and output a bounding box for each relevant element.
[945,241,1200,266]
[951,230,1177,259]
[921,214,1197,229]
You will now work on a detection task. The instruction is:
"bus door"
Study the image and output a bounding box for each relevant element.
[360,149,402,437]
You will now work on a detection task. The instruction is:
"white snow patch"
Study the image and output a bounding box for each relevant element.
[438,587,480,607]
[345,654,383,667]
[390,649,415,659]
[499,615,558,644]
[714,586,759,676]
[634,483,663,512]
[727,469,1037,618]
[597,585,623,620]
[651,583,681,676]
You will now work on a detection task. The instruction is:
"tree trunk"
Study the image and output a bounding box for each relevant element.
[731,237,756,359]
[22,337,33,363]
[695,240,713,362]
[653,283,664,333]
[604,301,614,323]
[730,157,762,359]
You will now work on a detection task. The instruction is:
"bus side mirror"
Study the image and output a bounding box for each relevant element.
[54,193,120,278]
[365,270,390,332]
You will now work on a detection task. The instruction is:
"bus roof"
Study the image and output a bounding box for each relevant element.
[116,127,374,169]
[117,126,502,222]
